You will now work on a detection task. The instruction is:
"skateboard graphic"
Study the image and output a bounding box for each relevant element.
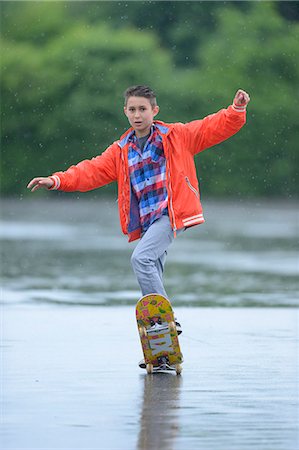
[136,293,183,374]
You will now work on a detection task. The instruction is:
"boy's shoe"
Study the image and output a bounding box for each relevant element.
[139,359,147,369]
[175,320,182,336]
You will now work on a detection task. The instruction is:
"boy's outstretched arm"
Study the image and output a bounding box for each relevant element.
[27,141,118,193]
[27,177,54,192]
[185,89,250,155]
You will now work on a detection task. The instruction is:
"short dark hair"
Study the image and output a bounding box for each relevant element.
[124,85,157,107]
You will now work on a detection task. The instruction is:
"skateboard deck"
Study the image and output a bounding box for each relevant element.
[136,293,183,374]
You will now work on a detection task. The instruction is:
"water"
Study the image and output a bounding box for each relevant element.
[1,198,298,307]
[1,198,298,449]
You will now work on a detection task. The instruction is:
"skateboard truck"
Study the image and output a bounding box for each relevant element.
[147,320,169,335]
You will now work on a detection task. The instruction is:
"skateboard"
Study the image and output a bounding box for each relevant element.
[136,293,183,374]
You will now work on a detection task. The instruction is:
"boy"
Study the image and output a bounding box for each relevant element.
[28,85,250,336]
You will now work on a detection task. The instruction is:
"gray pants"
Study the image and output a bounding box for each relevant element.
[131,215,183,298]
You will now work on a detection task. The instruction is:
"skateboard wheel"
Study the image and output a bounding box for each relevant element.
[138,326,147,338]
[146,363,154,374]
[175,364,182,375]
[169,321,176,332]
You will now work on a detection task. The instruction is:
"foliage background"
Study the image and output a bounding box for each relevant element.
[1,1,298,198]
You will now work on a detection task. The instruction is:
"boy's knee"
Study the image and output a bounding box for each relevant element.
[130,251,141,271]
[131,250,150,271]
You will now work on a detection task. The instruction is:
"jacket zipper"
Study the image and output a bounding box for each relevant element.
[162,137,177,234]
[167,165,177,233]
[185,176,199,198]
[121,149,129,230]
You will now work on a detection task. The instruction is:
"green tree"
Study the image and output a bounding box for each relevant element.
[1,5,175,195]
[189,2,299,197]
[1,1,298,198]
[66,1,246,68]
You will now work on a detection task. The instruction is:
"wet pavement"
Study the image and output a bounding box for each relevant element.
[2,305,298,449]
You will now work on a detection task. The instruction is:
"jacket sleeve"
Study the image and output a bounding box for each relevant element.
[184,105,246,155]
[51,142,118,192]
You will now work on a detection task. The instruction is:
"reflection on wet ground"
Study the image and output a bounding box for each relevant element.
[137,374,182,450]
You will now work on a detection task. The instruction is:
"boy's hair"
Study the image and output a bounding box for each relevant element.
[124,85,157,107]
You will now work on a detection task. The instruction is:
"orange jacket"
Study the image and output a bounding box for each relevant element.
[51,104,246,241]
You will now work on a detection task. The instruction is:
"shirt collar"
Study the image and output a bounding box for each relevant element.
[128,124,156,143]
[119,122,169,149]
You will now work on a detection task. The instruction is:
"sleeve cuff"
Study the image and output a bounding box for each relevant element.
[232,103,247,112]
[48,175,61,190]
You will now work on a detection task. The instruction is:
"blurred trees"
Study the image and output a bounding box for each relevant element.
[192,2,299,197]
[1,1,298,197]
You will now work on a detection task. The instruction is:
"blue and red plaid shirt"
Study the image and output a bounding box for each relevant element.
[128,125,168,233]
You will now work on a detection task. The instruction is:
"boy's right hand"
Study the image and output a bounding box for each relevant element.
[27,177,54,192]
[233,89,250,107]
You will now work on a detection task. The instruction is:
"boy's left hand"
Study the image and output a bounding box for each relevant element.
[233,89,250,106]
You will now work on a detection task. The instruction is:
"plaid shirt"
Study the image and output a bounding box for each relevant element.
[128,126,168,233]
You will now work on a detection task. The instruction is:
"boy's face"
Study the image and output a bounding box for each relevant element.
[124,96,159,138]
